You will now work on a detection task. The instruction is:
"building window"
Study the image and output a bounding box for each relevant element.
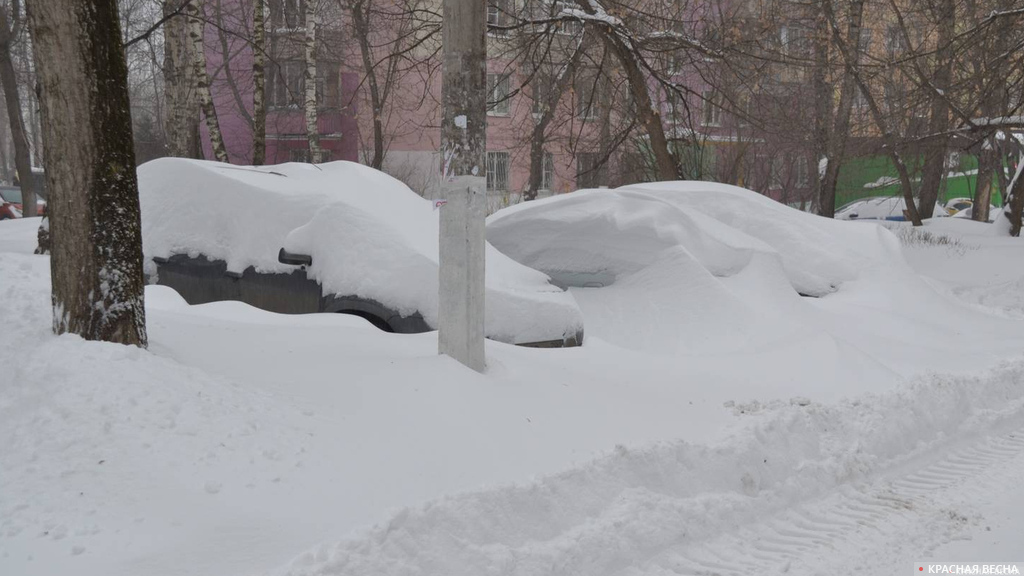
[701,90,721,127]
[316,66,341,108]
[576,152,605,189]
[857,28,873,60]
[269,61,340,109]
[541,152,555,191]
[770,156,783,188]
[290,148,333,163]
[781,24,809,58]
[531,75,551,115]
[665,87,682,120]
[884,25,906,57]
[269,0,305,29]
[487,73,511,116]
[796,156,809,188]
[487,0,513,34]
[268,61,304,108]
[575,74,600,120]
[487,151,510,191]
[545,1,581,36]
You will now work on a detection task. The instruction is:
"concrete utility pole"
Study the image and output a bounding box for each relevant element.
[438,0,487,371]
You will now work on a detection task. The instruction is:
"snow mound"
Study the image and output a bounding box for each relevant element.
[138,158,583,345]
[488,182,904,298]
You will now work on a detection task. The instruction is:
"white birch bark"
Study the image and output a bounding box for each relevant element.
[188,0,229,162]
[252,0,266,164]
[303,0,322,163]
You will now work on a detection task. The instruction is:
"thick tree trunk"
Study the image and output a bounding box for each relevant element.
[916,0,955,219]
[163,0,201,158]
[252,0,266,165]
[974,137,997,222]
[438,0,487,371]
[0,3,36,217]
[27,0,148,346]
[303,0,321,163]
[818,0,865,218]
[188,0,229,162]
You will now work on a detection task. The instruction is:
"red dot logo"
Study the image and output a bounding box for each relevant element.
[920,568,924,572]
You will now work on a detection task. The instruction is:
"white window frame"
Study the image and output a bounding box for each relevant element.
[576,75,600,120]
[541,151,555,191]
[487,73,512,116]
[701,90,721,127]
[796,156,809,188]
[487,151,511,192]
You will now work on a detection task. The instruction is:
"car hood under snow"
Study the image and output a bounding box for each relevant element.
[137,158,583,346]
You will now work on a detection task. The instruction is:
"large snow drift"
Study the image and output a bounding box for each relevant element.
[138,159,583,345]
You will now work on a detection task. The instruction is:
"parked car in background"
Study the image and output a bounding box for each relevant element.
[0,186,47,218]
[835,196,946,221]
[945,197,974,215]
[0,195,21,220]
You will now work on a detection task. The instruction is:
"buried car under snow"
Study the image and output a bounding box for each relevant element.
[138,158,583,347]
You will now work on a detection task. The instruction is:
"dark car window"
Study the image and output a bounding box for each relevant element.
[0,187,22,204]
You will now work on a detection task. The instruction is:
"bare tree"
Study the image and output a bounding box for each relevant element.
[163,0,202,157]
[27,0,148,346]
[253,0,266,164]
[0,0,35,216]
[303,0,322,162]
[188,0,229,161]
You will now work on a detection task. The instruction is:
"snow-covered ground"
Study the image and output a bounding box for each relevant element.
[1,208,1023,576]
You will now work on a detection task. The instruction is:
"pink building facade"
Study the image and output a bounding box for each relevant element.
[200,0,814,206]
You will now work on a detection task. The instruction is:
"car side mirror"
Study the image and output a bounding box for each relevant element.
[278,248,312,266]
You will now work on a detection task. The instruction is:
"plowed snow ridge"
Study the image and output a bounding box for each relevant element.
[282,359,1024,576]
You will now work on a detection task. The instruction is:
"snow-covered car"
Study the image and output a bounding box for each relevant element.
[944,197,973,215]
[950,203,999,222]
[486,182,913,355]
[138,158,584,348]
[835,195,945,221]
[487,182,905,298]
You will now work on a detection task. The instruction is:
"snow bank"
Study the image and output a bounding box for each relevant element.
[138,158,583,344]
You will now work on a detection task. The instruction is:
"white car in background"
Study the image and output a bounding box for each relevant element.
[835,196,947,221]
[138,158,584,348]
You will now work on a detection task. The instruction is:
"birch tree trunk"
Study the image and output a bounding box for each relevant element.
[916,0,955,219]
[252,0,266,165]
[188,0,229,162]
[26,0,148,346]
[303,0,322,163]
[163,0,202,158]
[0,2,36,217]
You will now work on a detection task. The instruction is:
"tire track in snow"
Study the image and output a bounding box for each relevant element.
[633,428,1024,576]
